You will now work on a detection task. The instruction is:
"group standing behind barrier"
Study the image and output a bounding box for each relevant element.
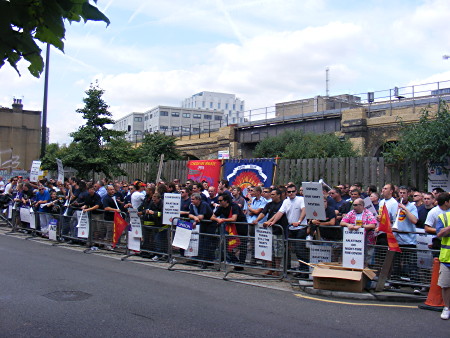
[0,175,449,296]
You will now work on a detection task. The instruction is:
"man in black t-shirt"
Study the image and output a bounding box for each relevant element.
[254,188,287,275]
[189,193,214,267]
[211,193,247,270]
[310,198,338,240]
[81,184,103,240]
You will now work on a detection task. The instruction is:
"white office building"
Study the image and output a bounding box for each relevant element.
[181,91,245,124]
[113,112,144,142]
[143,106,224,135]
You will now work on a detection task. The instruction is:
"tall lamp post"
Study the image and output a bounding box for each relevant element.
[40,43,50,158]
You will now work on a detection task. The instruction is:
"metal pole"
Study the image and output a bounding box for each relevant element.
[10,147,13,174]
[40,43,50,159]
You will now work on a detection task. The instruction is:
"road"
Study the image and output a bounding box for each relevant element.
[0,233,448,337]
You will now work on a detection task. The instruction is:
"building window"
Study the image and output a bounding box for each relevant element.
[182,127,190,132]
[232,104,236,110]
[182,113,190,118]
[172,112,180,117]
[160,111,168,116]
[149,114,153,119]
[204,114,212,120]
[193,114,201,119]
[202,101,205,108]
[172,126,180,131]
[160,125,168,131]
[210,102,213,108]
[144,116,148,121]
[214,116,222,121]
[225,103,229,109]
[193,127,200,132]
[134,117,142,122]
[218,103,221,109]
[240,105,243,110]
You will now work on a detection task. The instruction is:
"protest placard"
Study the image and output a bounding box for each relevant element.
[163,193,181,225]
[56,159,64,183]
[342,227,365,269]
[76,211,89,238]
[255,224,272,261]
[302,182,326,220]
[48,219,58,241]
[29,160,42,183]
[128,208,142,238]
[172,219,193,250]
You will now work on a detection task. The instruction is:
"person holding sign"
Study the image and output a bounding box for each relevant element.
[189,193,214,268]
[211,193,247,271]
[102,185,123,242]
[255,188,288,276]
[341,198,377,233]
[340,198,377,265]
[310,198,337,240]
[81,184,103,240]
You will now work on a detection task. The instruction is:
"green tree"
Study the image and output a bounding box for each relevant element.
[253,130,356,159]
[383,102,450,166]
[0,0,109,77]
[65,82,127,179]
[134,132,181,163]
[40,142,69,170]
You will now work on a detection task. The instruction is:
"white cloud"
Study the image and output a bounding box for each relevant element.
[2,0,450,145]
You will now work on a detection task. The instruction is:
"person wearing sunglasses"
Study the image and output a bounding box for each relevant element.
[265,184,307,272]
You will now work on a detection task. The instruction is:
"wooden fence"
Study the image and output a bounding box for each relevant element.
[274,157,427,190]
[93,157,427,191]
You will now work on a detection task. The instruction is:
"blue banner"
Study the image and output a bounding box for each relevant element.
[223,159,275,189]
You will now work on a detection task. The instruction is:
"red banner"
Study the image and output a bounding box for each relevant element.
[187,160,221,188]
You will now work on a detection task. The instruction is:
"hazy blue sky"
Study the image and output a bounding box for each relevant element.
[1,0,450,143]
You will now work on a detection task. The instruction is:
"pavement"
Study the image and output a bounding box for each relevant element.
[0,224,429,305]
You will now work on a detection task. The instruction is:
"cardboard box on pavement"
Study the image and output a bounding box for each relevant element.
[312,262,376,293]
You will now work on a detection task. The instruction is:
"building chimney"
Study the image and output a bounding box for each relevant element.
[12,97,23,112]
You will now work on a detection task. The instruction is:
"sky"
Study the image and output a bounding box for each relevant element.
[1,0,450,144]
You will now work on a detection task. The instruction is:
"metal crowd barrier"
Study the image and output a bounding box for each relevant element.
[1,205,441,293]
[168,218,223,271]
[223,222,285,281]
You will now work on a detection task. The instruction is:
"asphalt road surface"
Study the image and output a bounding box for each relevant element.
[0,233,448,337]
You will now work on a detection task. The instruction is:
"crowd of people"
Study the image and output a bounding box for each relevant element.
[1,174,450,319]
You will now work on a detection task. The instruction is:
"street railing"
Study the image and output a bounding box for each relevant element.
[0,207,439,293]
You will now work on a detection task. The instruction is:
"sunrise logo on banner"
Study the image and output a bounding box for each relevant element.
[224,159,275,189]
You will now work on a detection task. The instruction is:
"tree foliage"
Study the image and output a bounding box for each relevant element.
[134,132,181,163]
[383,102,450,166]
[64,82,126,179]
[253,130,357,159]
[0,0,109,77]
[41,143,69,171]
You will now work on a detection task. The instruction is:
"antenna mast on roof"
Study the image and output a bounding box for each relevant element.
[325,67,330,97]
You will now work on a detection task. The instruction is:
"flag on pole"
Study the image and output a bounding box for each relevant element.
[378,204,401,252]
[113,211,128,248]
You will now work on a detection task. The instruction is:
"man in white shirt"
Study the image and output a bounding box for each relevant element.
[376,183,398,246]
[425,193,450,235]
[265,184,307,272]
[131,181,146,209]
[0,176,5,193]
